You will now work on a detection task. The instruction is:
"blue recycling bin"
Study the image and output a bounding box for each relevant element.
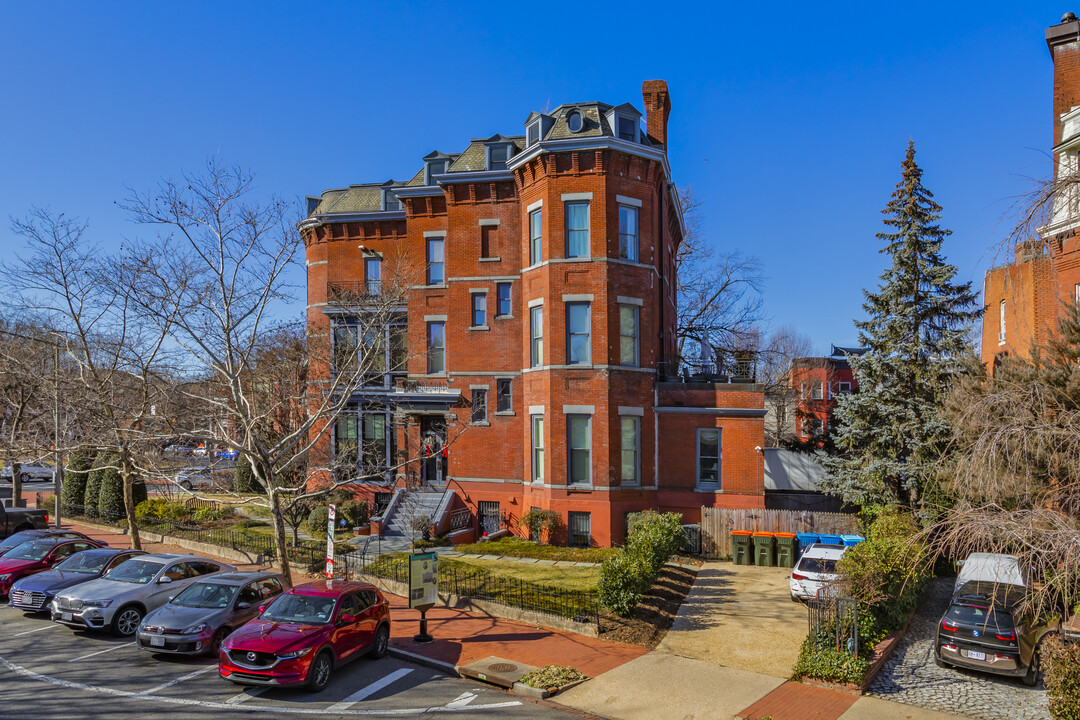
[796,533,819,556]
[840,534,864,547]
[818,533,843,546]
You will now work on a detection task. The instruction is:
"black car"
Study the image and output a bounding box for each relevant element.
[8,548,146,612]
[0,530,91,556]
[934,582,1058,686]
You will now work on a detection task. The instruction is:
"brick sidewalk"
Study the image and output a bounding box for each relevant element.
[737,681,858,720]
[62,519,646,680]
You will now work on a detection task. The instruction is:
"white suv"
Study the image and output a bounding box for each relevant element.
[789,543,848,601]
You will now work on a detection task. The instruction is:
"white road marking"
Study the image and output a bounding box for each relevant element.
[225,686,267,704]
[445,691,478,708]
[0,654,522,715]
[68,643,135,662]
[14,624,62,637]
[325,668,414,711]
[136,665,217,696]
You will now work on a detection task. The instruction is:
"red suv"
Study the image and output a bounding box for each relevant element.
[218,580,391,692]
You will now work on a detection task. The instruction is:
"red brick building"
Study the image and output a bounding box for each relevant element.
[301,81,765,547]
[982,15,1080,369]
[789,346,863,443]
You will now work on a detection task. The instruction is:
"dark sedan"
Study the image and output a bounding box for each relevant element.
[0,538,106,596]
[9,548,145,612]
[0,530,92,556]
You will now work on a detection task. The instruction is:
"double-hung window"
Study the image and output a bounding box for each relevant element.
[426,322,445,374]
[531,415,544,483]
[529,209,542,265]
[565,202,589,258]
[621,417,639,485]
[365,257,381,295]
[472,389,487,424]
[333,324,358,374]
[530,306,543,367]
[566,302,590,365]
[471,292,487,327]
[496,283,512,317]
[335,414,359,466]
[426,237,444,285]
[811,381,824,400]
[567,415,591,486]
[383,189,400,212]
[487,144,509,170]
[618,205,638,261]
[697,429,720,487]
[619,305,639,366]
[496,379,512,413]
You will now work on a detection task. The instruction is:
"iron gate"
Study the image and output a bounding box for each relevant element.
[479,501,501,535]
[808,596,859,657]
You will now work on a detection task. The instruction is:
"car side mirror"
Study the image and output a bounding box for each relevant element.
[237,602,252,610]
[257,603,269,615]
[158,576,173,584]
[338,613,355,626]
[168,595,175,602]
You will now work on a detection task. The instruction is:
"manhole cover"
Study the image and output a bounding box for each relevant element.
[487,662,519,673]
[458,656,538,689]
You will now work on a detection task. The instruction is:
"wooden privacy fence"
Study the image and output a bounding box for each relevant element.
[700,507,861,559]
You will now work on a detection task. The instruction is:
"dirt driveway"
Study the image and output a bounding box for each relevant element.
[654,560,806,677]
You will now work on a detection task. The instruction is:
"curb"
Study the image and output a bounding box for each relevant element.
[511,677,589,700]
[387,645,459,677]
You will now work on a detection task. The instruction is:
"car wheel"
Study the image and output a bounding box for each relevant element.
[1022,650,1041,687]
[209,627,229,656]
[179,481,192,491]
[112,605,143,637]
[790,592,801,602]
[19,473,29,484]
[934,650,947,669]
[369,624,390,658]
[306,650,333,693]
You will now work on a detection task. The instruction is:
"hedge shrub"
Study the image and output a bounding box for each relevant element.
[96,459,125,522]
[233,458,259,494]
[307,505,331,535]
[791,640,870,686]
[339,499,369,528]
[598,511,683,616]
[83,454,112,519]
[62,447,95,517]
[1043,635,1080,720]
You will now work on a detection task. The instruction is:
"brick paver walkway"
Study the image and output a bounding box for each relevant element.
[737,681,858,720]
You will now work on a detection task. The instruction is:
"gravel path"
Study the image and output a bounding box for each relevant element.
[867,577,1050,720]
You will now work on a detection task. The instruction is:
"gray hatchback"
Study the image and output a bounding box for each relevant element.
[136,571,288,656]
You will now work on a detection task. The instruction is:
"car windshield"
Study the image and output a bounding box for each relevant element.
[104,559,164,584]
[56,553,111,574]
[173,582,236,609]
[947,604,1014,631]
[4,540,55,561]
[261,593,337,625]
[798,557,838,574]
[0,532,41,550]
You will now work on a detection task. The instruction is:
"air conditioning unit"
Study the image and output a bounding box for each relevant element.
[998,332,1007,342]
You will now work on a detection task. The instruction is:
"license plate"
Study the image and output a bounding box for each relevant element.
[150,636,165,647]
[966,650,986,661]
[61,612,72,621]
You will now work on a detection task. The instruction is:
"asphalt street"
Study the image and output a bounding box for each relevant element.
[0,605,577,720]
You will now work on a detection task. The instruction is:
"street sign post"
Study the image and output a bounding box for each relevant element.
[325,504,336,580]
[409,551,438,643]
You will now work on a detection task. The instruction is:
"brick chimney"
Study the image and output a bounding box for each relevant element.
[642,80,671,150]
[1047,13,1080,152]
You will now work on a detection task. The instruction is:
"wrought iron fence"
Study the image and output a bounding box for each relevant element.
[808,596,859,657]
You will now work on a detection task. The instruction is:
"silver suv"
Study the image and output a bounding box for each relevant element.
[51,553,235,636]
[1,462,55,483]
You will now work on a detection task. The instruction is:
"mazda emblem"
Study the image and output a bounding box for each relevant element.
[247,652,257,661]
[972,630,980,638]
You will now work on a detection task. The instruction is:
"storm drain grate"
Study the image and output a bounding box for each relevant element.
[457,656,538,688]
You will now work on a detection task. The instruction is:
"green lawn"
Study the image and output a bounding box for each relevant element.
[453,557,599,592]
[455,536,616,563]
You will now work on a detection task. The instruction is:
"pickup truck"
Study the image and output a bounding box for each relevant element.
[0,503,49,540]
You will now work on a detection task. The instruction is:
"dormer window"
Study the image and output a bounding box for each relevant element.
[566,109,584,133]
[527,120,541,146]
[425,160,446,185]
[616,115,637,142]
[487,144,512,171]
[383,189,401,212]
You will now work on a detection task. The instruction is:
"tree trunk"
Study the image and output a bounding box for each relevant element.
[269,487,293,582]
[9,453,22,509]
[120,451,142,551]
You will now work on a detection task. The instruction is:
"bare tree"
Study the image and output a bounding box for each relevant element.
[675,187,765,372]
[116,160,422,578]
[758,326,814,447]
[4,211,176,549]
[0,318,52,506]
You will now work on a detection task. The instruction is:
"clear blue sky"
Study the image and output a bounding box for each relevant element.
[0,2,1067,351]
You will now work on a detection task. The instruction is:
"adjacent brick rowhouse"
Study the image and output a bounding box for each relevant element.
[982,14,1080,371]
[301,81,765,547]
[787,347,863,443]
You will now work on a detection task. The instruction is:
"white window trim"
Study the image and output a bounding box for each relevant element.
[838,381,852,393]
[615,195,642,208]
[695,428,721,490]
[616,295,643,306]
[422,230,445,238]
[526,199,544,213]
[618,406,644,416]
[563,404,595,414]
[620,415,641,486]
[479,219,500,227]
[527,297,545,308]
[528,405,545,414]
[561,192,593,201]
[562,293,594,302]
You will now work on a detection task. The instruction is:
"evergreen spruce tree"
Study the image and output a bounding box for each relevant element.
[96,454,125,522]
[61,446,95,517]
[822,142,980,508]
[83,454,109,519]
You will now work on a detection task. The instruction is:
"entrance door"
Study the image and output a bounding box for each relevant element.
[420,416,447,486]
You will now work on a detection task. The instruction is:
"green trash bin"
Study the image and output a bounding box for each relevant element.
[731,531,752,565]
[753,532,776,567]
[775,533,797,568]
